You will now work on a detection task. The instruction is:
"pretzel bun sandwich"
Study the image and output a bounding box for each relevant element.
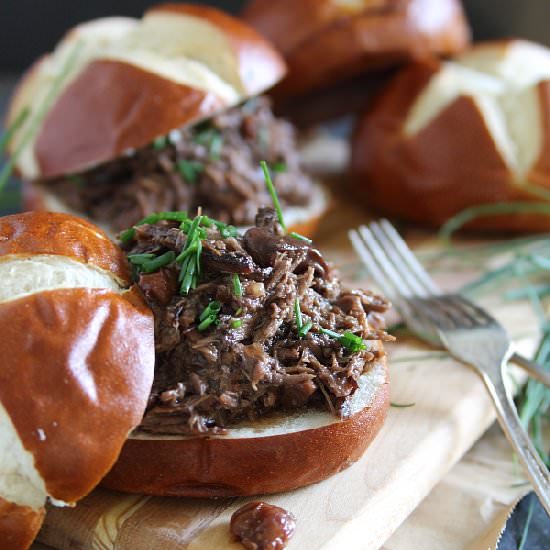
[242,0,470,98]
[352,40,550,232]
[0,212,154,549]
[99,203,391,497]
[6,3,326,237]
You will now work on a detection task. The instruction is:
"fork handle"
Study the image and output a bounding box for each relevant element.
[511,352,550,388]
[482,367,550,517]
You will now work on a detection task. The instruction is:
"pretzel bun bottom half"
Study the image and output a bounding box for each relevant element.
[103,357,389,497]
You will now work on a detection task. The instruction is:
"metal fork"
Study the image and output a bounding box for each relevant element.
[349,219,550,516]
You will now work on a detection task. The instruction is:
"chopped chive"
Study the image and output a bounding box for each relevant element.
[119,211,189,243]
[235,307,243,316]
[0,42,83,195]
[231,319,242,329]
[294,299,312,337]
[209,134,223,160]
[299,320,313,337]
[440,202,550,244]
[260,160,286,232]
[294,298,303,331]
[272,162,287,173]
[319,328,367,353]
[0,106,30,155]
[198,300,221,331]
[141,250,175,273]
[177,159,204,183]
[153,135,168,150]
[390,402,416,408]
[194,126,224,160]
[127,253,156,265]
[232,273,243,297]
[289,232,312,244]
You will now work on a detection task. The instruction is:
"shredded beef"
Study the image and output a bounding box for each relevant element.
[125,208,393,436]
[43,97,315,231]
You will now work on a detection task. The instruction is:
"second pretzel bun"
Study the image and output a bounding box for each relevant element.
[352,40,550,232]
[103,356,389,497]
[6,3,286,181]
[242,0,470,97]
[0,212,155,548]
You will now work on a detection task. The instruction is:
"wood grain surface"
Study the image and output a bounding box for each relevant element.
[34,197,542,550]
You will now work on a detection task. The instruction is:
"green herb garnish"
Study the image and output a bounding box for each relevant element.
[153,135,168,150]
[231,319,242,329]
[390,402,416,408]
[261,160,286,232]
[119,211,189,243]
[141,250,175,273]
[232,273,243,297]
[202,216,238,238]
[198,300,222,331]
[177,160,204,183]
[289,232,312,243]
[439,202,550,244]
[194,126,223,160]
[0,107,30,155]
[0,41,83,194]
[177,214,204,295]
[319,328,367,353]
[128,253,156,265]
[294,298,313,338]
[272,162,287,173]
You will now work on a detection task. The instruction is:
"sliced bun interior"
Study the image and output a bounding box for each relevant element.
[103,358,389,498]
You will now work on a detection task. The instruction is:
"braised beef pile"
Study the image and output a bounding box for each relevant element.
[44,97,315,231]
[125,208,392,436]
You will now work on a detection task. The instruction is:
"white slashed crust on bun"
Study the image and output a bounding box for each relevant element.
[0,212,155,549]
[352,39,550,232]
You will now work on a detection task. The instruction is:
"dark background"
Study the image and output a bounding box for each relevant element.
[1,1,550,74]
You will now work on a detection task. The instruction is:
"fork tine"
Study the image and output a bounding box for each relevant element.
[378,219,441,296]
[349,228,426,326]
[446,295,495,325]
[357,225,419,298]
[349,229,396,300]
[369,221,430,297]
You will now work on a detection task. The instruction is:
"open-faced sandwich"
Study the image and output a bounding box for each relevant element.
[103,166,392,497]
[5,3,327,236]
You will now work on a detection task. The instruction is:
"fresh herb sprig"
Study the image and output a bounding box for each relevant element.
[198,300,222,331]
[120,211,190,243]
[177,214,204,295]
[177,159,204,183]
[294,298,313,338]
[232,273,243,297]
[260,160,312,243]
[261,160,286,231]
[319,328,367,353]
[0,41,83,194]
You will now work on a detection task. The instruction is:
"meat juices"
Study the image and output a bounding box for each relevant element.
[231,501,296,550]
[45,97,316,230]
[125,208,393,436]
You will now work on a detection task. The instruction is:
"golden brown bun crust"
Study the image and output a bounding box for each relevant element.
[102,359,389,497]
[149,3,286,97]
[0,288,154,503]
[243,0,470,97]
[351,61,550,232]
[35,60,225,179]
[0,497,45,550]
[0,211,130,283]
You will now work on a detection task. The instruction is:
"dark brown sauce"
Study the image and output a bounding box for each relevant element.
[230,501,297,550]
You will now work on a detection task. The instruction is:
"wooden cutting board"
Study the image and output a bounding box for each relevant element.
[34,199,541,550]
